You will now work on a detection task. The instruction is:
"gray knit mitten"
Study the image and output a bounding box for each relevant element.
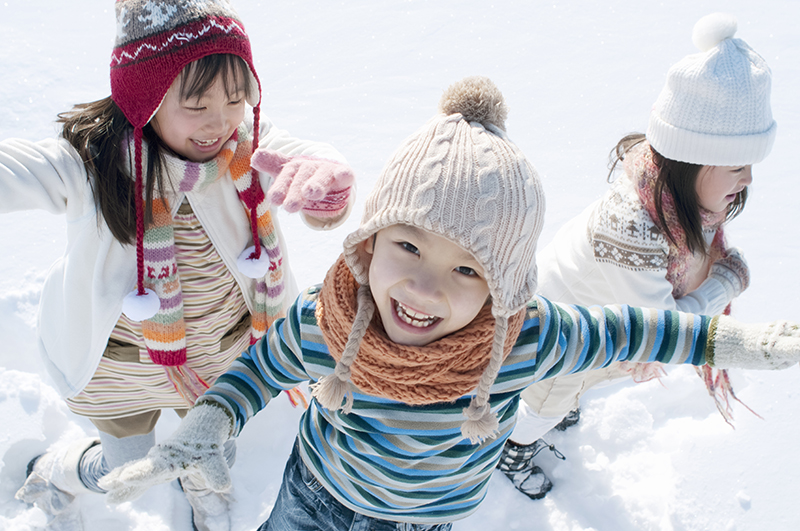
[708,247,750,299]
[709,315,800,370]
[99,403,233,504]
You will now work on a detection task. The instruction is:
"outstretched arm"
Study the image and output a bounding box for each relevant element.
[98,289,320,501]
[0,137,88,215]
[99,403,233,502]
[529,296,799,382]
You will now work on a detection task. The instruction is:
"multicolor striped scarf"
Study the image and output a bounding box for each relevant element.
[128,124,285,405]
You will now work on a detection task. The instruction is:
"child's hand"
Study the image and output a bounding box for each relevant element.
[252,149,354,218]
[709,315,800,370]
[98,404,232,503]
[709,247,750,299]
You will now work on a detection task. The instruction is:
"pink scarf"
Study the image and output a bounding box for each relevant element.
[622,142,757,426]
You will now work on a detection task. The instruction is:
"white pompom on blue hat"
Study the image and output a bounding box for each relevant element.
[646,13,777,166]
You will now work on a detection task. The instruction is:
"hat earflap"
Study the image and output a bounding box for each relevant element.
[460,314,508,444]
[310,285,375,413]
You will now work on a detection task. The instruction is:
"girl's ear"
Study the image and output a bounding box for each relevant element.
[362,234,376,256]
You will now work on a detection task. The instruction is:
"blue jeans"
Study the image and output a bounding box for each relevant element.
[259,440,453,531]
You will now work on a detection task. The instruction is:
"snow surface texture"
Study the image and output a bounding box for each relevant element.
[1,1,799,530]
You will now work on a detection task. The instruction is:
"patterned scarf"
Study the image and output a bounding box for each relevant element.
[315,256,525,405]
[627,142,728,297]
[128,124,285,404]
[624,141,756,426]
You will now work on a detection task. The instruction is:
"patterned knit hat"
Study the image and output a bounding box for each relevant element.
[312,76,546,443]
[646,13,776,166]
[110,0,267,318]
[110,0,259,128]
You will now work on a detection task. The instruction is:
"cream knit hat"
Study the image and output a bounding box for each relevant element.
[646,13,776,166]
[311,76,546,444]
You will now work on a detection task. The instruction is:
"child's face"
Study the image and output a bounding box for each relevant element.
[695,165,753,213]
[151,73,246,162]
[364,225,491,346]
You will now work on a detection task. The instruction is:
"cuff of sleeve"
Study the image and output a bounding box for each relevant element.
[300,187,355,230]
[706,315,721,367]
[708,263,743,299]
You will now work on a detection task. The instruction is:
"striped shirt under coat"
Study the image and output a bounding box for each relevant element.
[201,287,710,524]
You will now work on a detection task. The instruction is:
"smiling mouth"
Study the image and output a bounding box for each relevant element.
[193,138,219,147]
[394,300,440,328]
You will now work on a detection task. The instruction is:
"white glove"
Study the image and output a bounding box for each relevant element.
[98,403,233,504]
[708,247,750,300]
[709,315,800,370]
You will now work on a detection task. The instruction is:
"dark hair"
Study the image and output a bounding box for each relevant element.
[57,54,253,244]
[608,133,748,256]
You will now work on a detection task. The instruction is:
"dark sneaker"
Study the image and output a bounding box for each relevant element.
[497,439,564,500]
[553,408,580,431]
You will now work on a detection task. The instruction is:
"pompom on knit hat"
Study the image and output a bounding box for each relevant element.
[110,0,266,316]
[311,76,546,444]
[646,12,776,166]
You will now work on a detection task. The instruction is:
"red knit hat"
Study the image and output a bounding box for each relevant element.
[110,0,260,128]
[110,0,265,308]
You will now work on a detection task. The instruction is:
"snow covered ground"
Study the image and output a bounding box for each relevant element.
[1,1,799,530]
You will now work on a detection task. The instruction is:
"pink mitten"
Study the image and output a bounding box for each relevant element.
[251,149,354,218]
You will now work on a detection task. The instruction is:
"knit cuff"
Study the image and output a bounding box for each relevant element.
[706,315,721,367]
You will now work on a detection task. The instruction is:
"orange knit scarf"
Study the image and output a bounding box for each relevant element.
[316,256,526,405]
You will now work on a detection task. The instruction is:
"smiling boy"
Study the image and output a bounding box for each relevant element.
[100,76,800,531]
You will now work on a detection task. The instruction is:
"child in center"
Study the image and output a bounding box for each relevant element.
[499,13,777,500]
[8,1,354,530]
[100,76,798,531]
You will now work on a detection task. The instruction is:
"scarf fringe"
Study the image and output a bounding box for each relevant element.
[619,361,668,384]
[164,365,210,407]
[694,365,762,428]
[284,387,309,409]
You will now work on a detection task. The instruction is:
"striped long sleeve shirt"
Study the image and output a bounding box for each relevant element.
[201,285,710,524]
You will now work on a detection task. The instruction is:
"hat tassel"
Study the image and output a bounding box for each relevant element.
[460,314,509,444]
[461,400,500,445]
[310,285,374,414]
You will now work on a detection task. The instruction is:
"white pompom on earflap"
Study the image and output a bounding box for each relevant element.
[692,13,738,52]
[121,288,160,321]
[237,245,271,278]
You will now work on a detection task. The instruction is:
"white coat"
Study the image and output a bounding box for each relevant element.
[0,118,346,398]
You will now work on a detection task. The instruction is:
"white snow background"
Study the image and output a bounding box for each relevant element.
[1,1,799,530]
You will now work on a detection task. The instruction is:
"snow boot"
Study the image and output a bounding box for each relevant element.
[180,471,233,531]
[497,439,564,500]
[553,408,580,431]
[15,437,100,530]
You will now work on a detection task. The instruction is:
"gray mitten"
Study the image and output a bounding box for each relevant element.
[99,403,233,504]
[708,247,750,299]
[709,315,800,369]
